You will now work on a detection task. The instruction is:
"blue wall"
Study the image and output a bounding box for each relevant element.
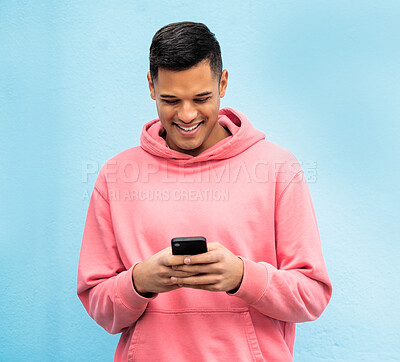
[1,1,399,361]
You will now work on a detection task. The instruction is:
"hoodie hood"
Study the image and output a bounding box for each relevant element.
[140,107,265,164]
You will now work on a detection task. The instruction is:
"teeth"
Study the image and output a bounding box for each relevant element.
[177,122,202,132]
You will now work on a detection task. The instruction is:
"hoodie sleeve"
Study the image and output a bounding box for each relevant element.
[228,170,332,323]
[77,179,157,335]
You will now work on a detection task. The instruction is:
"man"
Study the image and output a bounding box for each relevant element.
[77,22,332,361]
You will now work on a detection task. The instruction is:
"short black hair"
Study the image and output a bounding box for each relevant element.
[149,22,222,82]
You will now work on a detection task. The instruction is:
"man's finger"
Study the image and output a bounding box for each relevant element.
[183,250,220,265]
[171,274,217,286]
[161,254,187,266]
[180,284,217,291]
[170,264,216,274]
[170,270,199,277]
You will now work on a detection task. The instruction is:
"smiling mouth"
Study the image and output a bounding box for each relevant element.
[175,122,203,132]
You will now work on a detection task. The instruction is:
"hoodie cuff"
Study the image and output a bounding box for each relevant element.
[116,263,158,310]
[227,257,268,304]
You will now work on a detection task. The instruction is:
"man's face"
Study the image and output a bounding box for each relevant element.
[147,60,228,156]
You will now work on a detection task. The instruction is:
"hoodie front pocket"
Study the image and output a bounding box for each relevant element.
[127,309,264,362]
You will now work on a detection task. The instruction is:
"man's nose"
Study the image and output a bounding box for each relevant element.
[178,102,198,124]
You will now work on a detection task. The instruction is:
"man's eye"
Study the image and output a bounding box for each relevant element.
[195,97,211,103]
[162,99,179,104]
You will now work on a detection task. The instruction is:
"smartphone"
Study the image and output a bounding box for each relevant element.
[171,236,207,255]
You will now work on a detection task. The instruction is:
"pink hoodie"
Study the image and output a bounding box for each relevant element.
[77,107,332,361]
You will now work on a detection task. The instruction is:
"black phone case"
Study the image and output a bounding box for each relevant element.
[171,236,207,255]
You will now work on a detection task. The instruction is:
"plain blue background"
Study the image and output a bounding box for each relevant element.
[1,1,399,361]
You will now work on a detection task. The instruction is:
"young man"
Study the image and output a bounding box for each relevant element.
[77,22,332,361]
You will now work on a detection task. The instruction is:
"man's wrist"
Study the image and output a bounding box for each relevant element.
[132,264,153,298]
[227,257,244,294]
[227,278,242,294]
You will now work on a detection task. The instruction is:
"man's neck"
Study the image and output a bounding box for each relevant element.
[161,126,232,154]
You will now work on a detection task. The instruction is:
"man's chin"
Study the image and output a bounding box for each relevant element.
[174,141,204,156]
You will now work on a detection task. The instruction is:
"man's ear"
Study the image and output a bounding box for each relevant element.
[147,71,156,100]
[219,69,228,98]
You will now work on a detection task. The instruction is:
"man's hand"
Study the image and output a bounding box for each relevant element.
[132,247,199,296]
[169,242,244,293]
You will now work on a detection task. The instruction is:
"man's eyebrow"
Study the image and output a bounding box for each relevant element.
[195,91,213,97]
[159,92,213,98]
[159,94,177,98]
